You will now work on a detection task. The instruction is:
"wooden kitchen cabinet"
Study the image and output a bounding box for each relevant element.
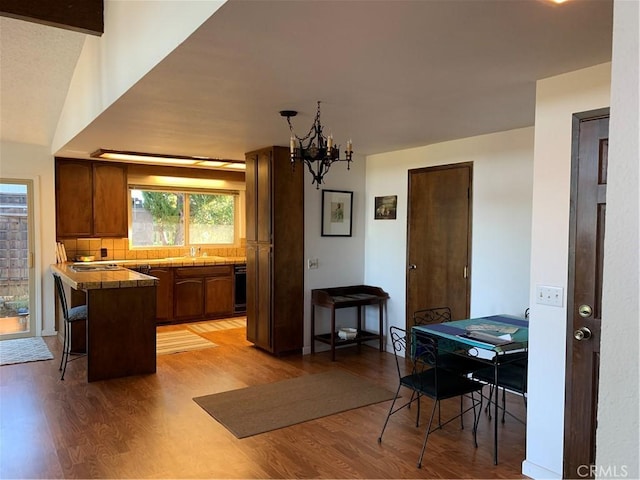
[174,278,204,320]
[55,158,128,238]
[148,267,173,323]
[245,146,304,355]
[204,276,233,317]
[55,160,93,237]
[173,265,233,322]
[92,162,128,237]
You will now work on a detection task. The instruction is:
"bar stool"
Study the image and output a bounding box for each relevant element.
[53,273,87,380]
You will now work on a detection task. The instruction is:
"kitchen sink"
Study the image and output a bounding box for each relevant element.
[70,264,122,272]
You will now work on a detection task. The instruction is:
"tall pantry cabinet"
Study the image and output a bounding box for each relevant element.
[245,146,304,355]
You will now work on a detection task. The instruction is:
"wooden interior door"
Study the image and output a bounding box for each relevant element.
[564,110,609,478]
[406,163,472,327]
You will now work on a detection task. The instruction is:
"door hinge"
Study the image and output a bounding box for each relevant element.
[463,266,468,278]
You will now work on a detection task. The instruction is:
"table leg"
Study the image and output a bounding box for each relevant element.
[379,301,384,352]
[493,359,499,465]
[330,307,336,361]
[310,304,315,354]
[357,305,362,353]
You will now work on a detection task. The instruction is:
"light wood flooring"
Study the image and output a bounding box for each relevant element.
[0,323,528,479]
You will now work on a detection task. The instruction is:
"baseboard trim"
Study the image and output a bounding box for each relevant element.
[522,459,562,479]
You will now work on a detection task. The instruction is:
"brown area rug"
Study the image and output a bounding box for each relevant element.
[193,370,395,438]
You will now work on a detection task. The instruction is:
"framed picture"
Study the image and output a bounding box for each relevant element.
[321,189,353,237]
[374,195,397,220]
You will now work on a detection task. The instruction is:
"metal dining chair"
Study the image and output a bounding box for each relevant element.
[53,273,87,380]
[378,326,484,468]
[413,306,485,375]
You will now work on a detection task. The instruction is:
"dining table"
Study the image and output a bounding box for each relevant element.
[412,314,529,465]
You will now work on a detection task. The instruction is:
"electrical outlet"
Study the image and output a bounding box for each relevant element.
[536,285,564,307]
[308,258,319,270]
[100,248,108,258]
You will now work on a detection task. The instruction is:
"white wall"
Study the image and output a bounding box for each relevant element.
[523,63,611,479]
[303,154,367,354]
[597,0,639,477]
[52,0,225,153]
[0,141,57,336]
[363,127,534,340]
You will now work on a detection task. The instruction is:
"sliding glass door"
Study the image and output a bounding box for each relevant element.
[0,180,35,339]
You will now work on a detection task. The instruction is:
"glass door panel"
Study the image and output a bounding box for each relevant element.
[0,181,34,338]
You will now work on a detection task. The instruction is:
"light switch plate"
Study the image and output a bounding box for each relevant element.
[536,285,564,307]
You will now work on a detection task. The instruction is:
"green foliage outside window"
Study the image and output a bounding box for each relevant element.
[130,189,236,247]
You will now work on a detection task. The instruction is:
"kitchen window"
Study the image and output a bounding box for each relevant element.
[130,188,238,247]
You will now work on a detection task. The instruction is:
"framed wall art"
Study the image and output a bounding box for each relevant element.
[321,189,353,236]
[374,195,397,220]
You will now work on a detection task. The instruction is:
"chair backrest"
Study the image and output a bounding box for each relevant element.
[53,273,69,322]
[413,306,452,326]
[389,326,410,380]
[389,326,439,368]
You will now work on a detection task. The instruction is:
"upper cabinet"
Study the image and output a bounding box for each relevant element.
[56,159,128,238]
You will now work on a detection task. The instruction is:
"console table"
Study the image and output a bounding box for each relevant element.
[311,285,389,361]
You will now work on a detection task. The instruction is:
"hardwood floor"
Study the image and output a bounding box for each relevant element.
[0,325,528,479]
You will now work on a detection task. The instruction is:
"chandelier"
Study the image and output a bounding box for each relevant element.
[280,101,353,188]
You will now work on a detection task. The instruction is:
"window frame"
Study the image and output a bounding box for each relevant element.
[128,185,240,249]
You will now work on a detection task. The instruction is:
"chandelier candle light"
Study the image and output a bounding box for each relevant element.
[280,101,353,188]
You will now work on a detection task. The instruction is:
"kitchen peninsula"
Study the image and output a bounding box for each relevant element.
[51,263,158,382]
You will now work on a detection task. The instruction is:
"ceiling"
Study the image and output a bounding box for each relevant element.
[1,0,613,163]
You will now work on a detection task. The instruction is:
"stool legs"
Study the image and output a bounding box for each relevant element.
[59,320,71,380]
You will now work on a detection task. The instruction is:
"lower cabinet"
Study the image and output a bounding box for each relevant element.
[174,278,205,320]
[174,265,234,322]
[149,268,173,323]
[204,276,233,317]
[133,264,235,324]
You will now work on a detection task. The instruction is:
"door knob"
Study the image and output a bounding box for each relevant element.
[578,304,593,318]
[408,264,417,270]
[574,326,592,341]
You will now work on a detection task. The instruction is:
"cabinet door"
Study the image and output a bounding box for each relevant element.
[246,242,271,350]
[255,244,273,350]
[245,243,259,342]
[93,163,128,237]
[204,276,233,317]
[149,268,173,323]
[245,154,257,243]
[174,278,204,320]
[256,150,272,242]
[56,160,93,237]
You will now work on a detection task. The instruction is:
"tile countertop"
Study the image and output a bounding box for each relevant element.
[122,255,247,268]
[51,256,246,290]
[70,255,247,268]
[51,263,159,290]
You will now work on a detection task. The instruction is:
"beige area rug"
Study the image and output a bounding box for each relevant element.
[0,337,54,366]
[187,317,246,334]
[193,370,396,438]
[157,329,218,355]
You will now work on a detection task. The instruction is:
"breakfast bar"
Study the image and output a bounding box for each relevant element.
[51,263,158,382]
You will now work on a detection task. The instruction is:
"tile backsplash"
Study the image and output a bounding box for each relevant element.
[61,237,246,262]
